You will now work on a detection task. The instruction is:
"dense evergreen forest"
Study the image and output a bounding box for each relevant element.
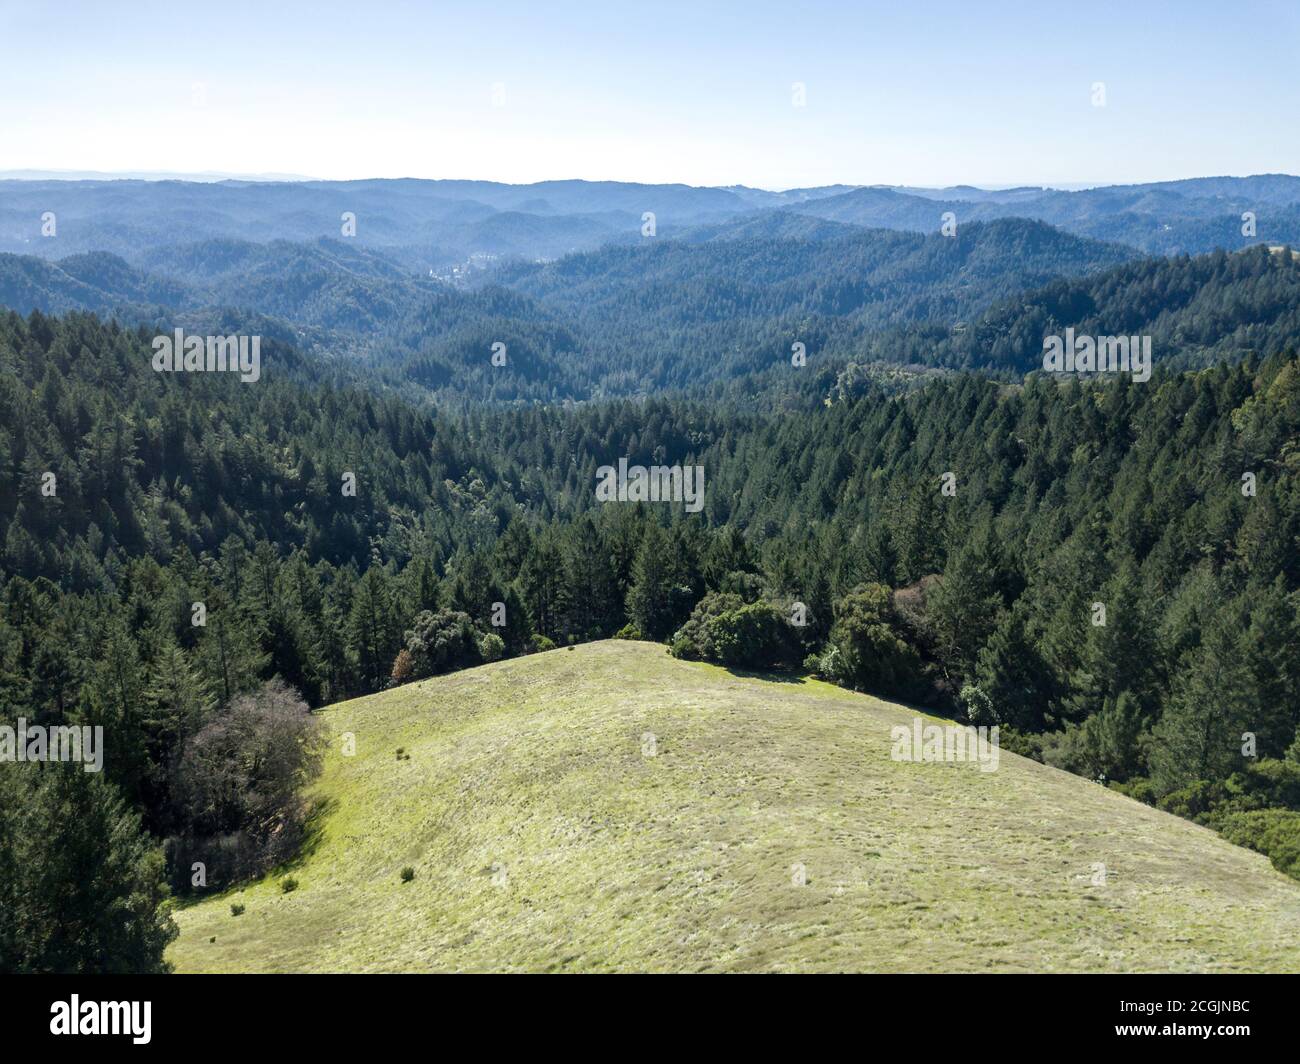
[2,291,1299,971]
[6,228,1298,408]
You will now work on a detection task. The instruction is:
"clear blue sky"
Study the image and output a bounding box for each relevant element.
[2,0,1296,188]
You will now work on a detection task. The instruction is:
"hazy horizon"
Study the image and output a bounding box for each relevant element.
[3,0,1297,188]
[1,168,1287,193]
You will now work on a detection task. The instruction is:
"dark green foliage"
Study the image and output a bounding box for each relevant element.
[670,592,802,670]
[0,764,177,973]
[819,584,925,699]
[1217,809,1300,879]
[2,293,1300,971]
[404,608,481,678]
[626,523,684,641]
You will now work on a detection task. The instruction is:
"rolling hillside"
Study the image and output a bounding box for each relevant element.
[169,641,1300,973]
[789,177,1300,254]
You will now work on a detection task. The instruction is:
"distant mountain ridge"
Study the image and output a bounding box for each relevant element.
[789,176,1300,254]
[3,174,1299,268]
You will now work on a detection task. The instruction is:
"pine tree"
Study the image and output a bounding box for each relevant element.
[627,523,678,640]
[564,516,620,638]
[1150,611,1258,794]
[0,764,177,973]
[348,567,400,692]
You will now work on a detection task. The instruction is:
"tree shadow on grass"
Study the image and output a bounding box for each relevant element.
[717,664,812,685]
[170,795,339,910]
[272,794,338,876]
[717,663,964,723]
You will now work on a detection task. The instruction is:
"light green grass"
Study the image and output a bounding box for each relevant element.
[170,640,1300,973]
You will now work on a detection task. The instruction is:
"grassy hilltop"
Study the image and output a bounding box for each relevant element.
[169,641,1300,973]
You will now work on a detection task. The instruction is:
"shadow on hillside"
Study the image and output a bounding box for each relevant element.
[718,665,810,686]
[274,795,338,875]
[719,663,966,723]
[168,797,339,911]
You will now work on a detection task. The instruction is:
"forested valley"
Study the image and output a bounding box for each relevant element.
[2,288,1299,972]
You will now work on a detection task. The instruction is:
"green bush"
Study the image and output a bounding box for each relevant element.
[279,876,299,894]
[1041,693,1148,783]
[1241,758,1300,809]
[670,593,745,661]
[230,903,245,917]
[478,632,505,662]
[1216,809,1300,880]
[404,608,481,677]
[400,866,415,883]
[710,601,799,668]
[1108,777,1159,806]
[669,593,801,670]
[1156,779,1227,821]
[822,584,924,698]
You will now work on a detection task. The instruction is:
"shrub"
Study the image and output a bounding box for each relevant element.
[400,866,415,883]
[390,648,416,684]
[1156,779,1227,821]
[960,684,996,726]
[404,609,480,677]
[279,876,298,894]
[670,593,745,661]
[1241,757,1300,809]
[478,632,505,662]
[822,584,924,698]
[708,600,799,669]
[230,903,245,917]
[1216,809,1300,880]
[1111,777,1159,806]
[670,593,802,670]
[531,634,556,653]
[170,680,324,893]
[614,623,642,640]
[1041,693,1147,783]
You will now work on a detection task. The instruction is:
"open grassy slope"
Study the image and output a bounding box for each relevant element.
[169,641,1300,973]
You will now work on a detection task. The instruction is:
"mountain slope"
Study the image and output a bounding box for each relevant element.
[473,218,1133,391]
[169,641,1300,973]
[860,243,1300,373]
[0,250,196,314]
[790,177,1300,254]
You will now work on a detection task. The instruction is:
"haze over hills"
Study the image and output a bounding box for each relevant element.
[787,176,1300,254]
[4,174,1299,270]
